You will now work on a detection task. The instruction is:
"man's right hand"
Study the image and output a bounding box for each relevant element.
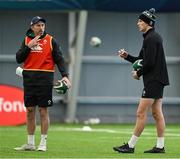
[117,49,128,59]
[27,35,41,49]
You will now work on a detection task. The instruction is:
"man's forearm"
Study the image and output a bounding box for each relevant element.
[16,45,31,63]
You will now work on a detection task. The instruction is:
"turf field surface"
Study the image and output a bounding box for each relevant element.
[0,124,180,158]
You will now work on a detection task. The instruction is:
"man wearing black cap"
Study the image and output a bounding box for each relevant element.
[14,16,71,151]
[113,8,169,153]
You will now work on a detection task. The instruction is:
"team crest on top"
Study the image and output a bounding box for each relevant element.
[31,43,43,53]
[43,39,47,44]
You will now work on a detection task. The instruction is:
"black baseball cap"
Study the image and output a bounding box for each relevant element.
[30,16,46,25]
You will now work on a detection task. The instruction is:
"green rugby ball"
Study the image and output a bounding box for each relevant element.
[133,59,143,71]
[54,80,68,94]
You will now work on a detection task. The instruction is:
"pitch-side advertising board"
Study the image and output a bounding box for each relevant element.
[0,84,26,126]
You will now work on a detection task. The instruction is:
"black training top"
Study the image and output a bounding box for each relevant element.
[125,28,169,86]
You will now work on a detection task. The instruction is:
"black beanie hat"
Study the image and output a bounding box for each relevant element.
[139,8,156,27]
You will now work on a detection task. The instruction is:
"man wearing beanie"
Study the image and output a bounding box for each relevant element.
[113,8,169,153]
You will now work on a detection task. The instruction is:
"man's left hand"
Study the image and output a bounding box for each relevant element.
[62,77,71,88]
[132,71,140,80]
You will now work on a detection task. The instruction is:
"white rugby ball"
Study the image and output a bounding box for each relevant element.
[90,36,101,47]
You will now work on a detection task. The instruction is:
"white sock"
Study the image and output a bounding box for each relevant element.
[28,135,35,145]
[40,134,47,146]
[156,137,164,148]
[128,135,139,148]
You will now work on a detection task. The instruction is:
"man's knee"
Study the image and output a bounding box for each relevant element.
[39,107,48,119]
[38,107,47,113]
[152,111,163,121]
[136,110,146,119]
[26,107,35,119]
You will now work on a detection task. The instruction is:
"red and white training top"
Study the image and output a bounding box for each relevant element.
[23,34,55,72]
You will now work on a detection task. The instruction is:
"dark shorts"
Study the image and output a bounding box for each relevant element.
[142,81,164,99]
[24,85,53,107]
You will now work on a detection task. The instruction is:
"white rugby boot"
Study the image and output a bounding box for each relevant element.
[14,144,35,151]
[37,144,47,152]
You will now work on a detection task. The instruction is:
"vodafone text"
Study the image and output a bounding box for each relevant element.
[0,97,26,112]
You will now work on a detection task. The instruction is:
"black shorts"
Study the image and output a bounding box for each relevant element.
[142,81,164,99]
[24,85,53,107]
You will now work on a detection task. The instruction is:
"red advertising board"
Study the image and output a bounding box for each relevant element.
[0,84,26,126]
